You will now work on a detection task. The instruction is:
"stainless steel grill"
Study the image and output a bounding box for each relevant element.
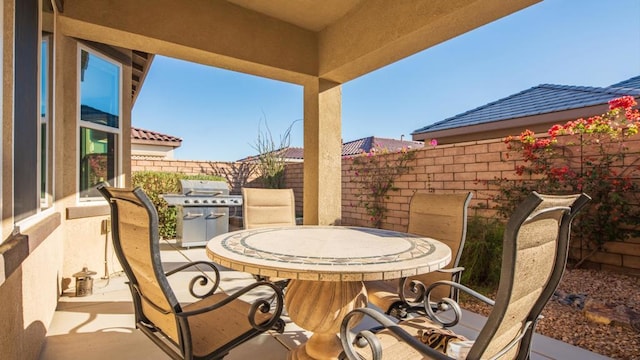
[162,180,242,248]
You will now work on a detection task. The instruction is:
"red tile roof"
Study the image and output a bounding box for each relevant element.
[131,127,182,147]
[341,136,424,156]
[238,147,304,162]
[239,137,424,161]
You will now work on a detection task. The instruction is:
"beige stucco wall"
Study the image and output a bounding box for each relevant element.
[0,3,123,357]
[55,27,131,281]
[2,0,14,240]
[132,143,175,159]
[0,1,64,358]
[0,223,64,360]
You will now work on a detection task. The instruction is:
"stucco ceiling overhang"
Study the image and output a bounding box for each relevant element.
[56,0,540,86]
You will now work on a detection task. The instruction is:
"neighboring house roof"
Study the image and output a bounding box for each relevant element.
[238,147,304,162]
[412,75,640,137]
[610,75,640,89]
[131,127,182,147]
[341,136,424,156]
[239,136,424,162]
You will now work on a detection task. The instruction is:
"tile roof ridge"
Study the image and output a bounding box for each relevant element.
[342,136,373,145]
[540,83,640,95]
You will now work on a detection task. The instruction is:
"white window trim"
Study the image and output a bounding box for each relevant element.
[76,44,123,204]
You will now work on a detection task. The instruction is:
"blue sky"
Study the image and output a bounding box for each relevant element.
[132,0,640,162]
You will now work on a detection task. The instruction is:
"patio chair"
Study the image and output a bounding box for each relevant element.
[98,183,284,360]
[340,191,591,360]
[365,192,473,319]
[242,187,296,288]
[242,187,297,229]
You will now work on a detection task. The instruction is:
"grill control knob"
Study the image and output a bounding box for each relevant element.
[193,199,200,204]
[184,199,191,204]
[220,200,226,204]
[211,199,218,204]
[203,199,209,204]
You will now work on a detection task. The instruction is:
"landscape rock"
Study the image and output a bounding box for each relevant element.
[583,298,640,331]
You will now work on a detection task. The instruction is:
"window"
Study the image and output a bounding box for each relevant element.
[40,33,52,209]
[13,0,55,227]
[78,46,121,200]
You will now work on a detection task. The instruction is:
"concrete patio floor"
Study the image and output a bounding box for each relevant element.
[39,240,610,360]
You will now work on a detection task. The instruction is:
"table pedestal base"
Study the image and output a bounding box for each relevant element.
[285,280,367,360]
[288,334,343,360]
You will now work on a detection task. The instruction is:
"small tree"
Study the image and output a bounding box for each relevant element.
[251,119,300,188]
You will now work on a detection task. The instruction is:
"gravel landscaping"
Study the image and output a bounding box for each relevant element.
[459,268,640,360]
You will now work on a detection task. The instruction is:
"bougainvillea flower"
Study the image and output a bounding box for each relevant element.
[608,95,637,110]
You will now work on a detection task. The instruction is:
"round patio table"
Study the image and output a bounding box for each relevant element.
[206,225,451,360]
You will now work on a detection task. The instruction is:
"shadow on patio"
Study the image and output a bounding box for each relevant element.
[39,240,610,360]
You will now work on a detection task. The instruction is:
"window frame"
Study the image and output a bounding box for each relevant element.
[40,32,53,210]
[76,44,123,204]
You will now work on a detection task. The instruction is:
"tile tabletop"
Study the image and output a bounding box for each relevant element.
[206,226,451,281]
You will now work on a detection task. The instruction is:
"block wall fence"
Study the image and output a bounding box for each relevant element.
[132,136,640,276]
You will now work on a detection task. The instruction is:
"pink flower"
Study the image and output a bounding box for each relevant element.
[548,124,563,137]
[429,139,438,147]
[608,96,637,110]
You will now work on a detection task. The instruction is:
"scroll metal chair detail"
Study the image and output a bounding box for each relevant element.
[242,187,296,289]
[98,183,284,360]
[365,192,473,319]
[341,192,591,360]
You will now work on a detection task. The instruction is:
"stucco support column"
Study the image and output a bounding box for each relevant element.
[303,79,342,225]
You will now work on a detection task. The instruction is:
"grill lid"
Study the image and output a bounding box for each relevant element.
[179,179,229,196]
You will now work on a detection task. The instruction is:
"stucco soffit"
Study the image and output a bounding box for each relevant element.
[58,0,318,84]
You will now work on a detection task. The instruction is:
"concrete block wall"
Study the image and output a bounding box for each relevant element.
[283,162,304,216]
[570,235,640,276]
[131,158,221,175]
[339,139,512,231]
[131,134,640,275]
[304,135,640,275]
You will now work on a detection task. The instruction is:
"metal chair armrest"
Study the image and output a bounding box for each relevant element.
[177,280,285,332]
[424,280,495,327]
[164,261,221,298]
[435,266,464,274]
[340,307,453,360]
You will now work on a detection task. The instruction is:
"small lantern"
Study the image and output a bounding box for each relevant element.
[73,267,97,297]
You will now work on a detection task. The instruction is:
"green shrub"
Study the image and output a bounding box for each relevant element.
[459,215,505,289]
[132,171,225,239]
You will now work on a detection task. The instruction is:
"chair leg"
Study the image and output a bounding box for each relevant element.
[272,318,286,333]
[387,301,409,319]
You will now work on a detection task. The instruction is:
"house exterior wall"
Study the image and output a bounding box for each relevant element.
[131,143,176,159]
[57,33,133,281]
[0,1,64,358]
[0,3,134,357]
